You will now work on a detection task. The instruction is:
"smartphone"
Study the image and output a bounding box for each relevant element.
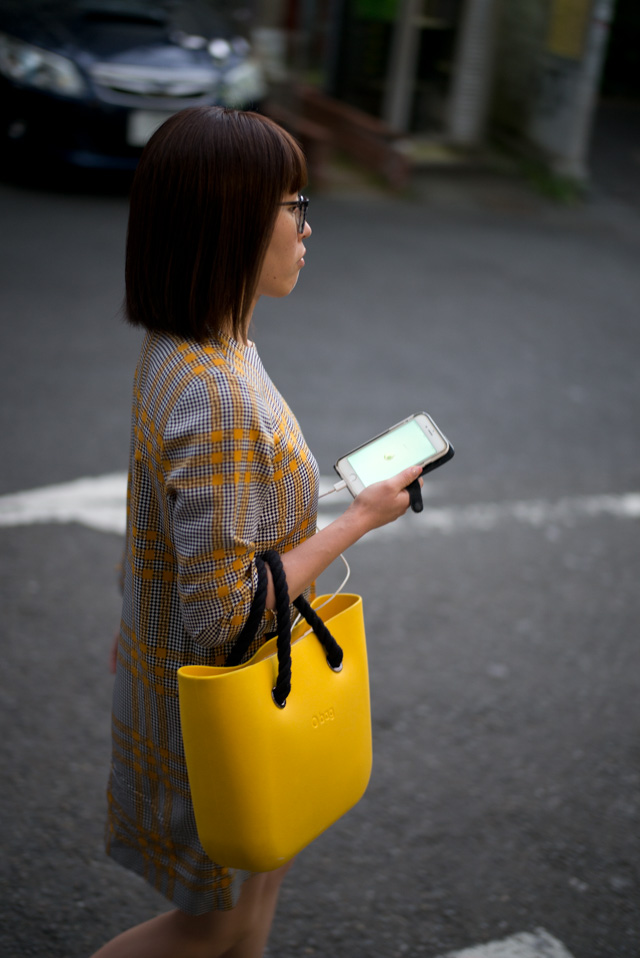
[334,412,454,497]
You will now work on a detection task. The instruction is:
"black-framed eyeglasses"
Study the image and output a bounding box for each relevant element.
[279,195,309,233]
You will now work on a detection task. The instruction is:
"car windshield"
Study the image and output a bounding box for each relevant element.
[8,0,245,32]
[2,0,241,37]
[18,0,171,23]
[75,2,171,25]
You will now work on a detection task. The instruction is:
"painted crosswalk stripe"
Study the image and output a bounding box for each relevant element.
[436,928,575,957]
[0,473,129,534]
[0,473,639,538]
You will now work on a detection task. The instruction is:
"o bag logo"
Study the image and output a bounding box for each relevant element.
[311,707,335,729]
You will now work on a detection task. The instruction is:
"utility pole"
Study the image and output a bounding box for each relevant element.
[528,0,617,179]
[446,0,500,148]
[382,0,423,131]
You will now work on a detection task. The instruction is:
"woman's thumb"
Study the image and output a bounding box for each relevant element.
[398,463,423,487]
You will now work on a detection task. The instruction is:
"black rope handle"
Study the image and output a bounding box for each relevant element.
[225,549,344,707]
[262,550,293,708]
[293,595,343,671]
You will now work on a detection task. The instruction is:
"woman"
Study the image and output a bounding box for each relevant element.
[94,106,422,958]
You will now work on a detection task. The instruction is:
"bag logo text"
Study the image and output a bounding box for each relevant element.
[311,707,335,729]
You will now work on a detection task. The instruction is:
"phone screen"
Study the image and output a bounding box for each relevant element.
[347,419,437,486]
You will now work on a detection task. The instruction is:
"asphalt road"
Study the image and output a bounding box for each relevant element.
[1,128,639,957]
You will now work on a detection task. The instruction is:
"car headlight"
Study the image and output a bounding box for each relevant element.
[0,32,86,98]
[220,59,266,107]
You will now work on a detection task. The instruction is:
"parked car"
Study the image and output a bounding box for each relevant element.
[0,0,266,170]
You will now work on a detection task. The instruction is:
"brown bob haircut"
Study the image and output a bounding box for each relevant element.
[125,106,307,342]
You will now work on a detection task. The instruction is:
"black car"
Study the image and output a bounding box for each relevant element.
[0,0,266,170]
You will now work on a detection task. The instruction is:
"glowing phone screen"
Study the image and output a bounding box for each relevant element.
[347,419,437,486]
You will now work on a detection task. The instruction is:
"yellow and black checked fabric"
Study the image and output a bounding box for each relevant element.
[105,331,319,914]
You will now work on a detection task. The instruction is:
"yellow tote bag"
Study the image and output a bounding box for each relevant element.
[178,551,372,873]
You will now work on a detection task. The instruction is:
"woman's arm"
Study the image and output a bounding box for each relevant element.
[265,463,423,608]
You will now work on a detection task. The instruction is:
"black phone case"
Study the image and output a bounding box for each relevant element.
[419,442,455,477]
[407,443,454,512]
[333,414,454,489]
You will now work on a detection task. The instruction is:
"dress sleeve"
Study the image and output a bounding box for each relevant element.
[162,370,277,648]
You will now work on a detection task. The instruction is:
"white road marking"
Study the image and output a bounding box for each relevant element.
[0,473,128,535]
[331,490,640,538]
[436,928,575,957]
[0,474,639,538]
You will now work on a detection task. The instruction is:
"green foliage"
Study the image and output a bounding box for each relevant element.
[519,156,586,204]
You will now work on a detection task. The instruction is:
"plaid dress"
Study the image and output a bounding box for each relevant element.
[105,331,319,914]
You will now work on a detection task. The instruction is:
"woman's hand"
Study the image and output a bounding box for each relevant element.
[270,464,424,610]
[347,464,424,533]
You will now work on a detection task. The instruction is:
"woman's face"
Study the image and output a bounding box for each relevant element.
[255,193,312,301]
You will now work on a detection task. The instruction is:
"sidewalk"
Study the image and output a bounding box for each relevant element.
[314,98,640,224]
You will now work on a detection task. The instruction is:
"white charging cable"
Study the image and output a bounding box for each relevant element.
[291,550,351,634]
[318,479,347,498]
[290,479,351,632]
